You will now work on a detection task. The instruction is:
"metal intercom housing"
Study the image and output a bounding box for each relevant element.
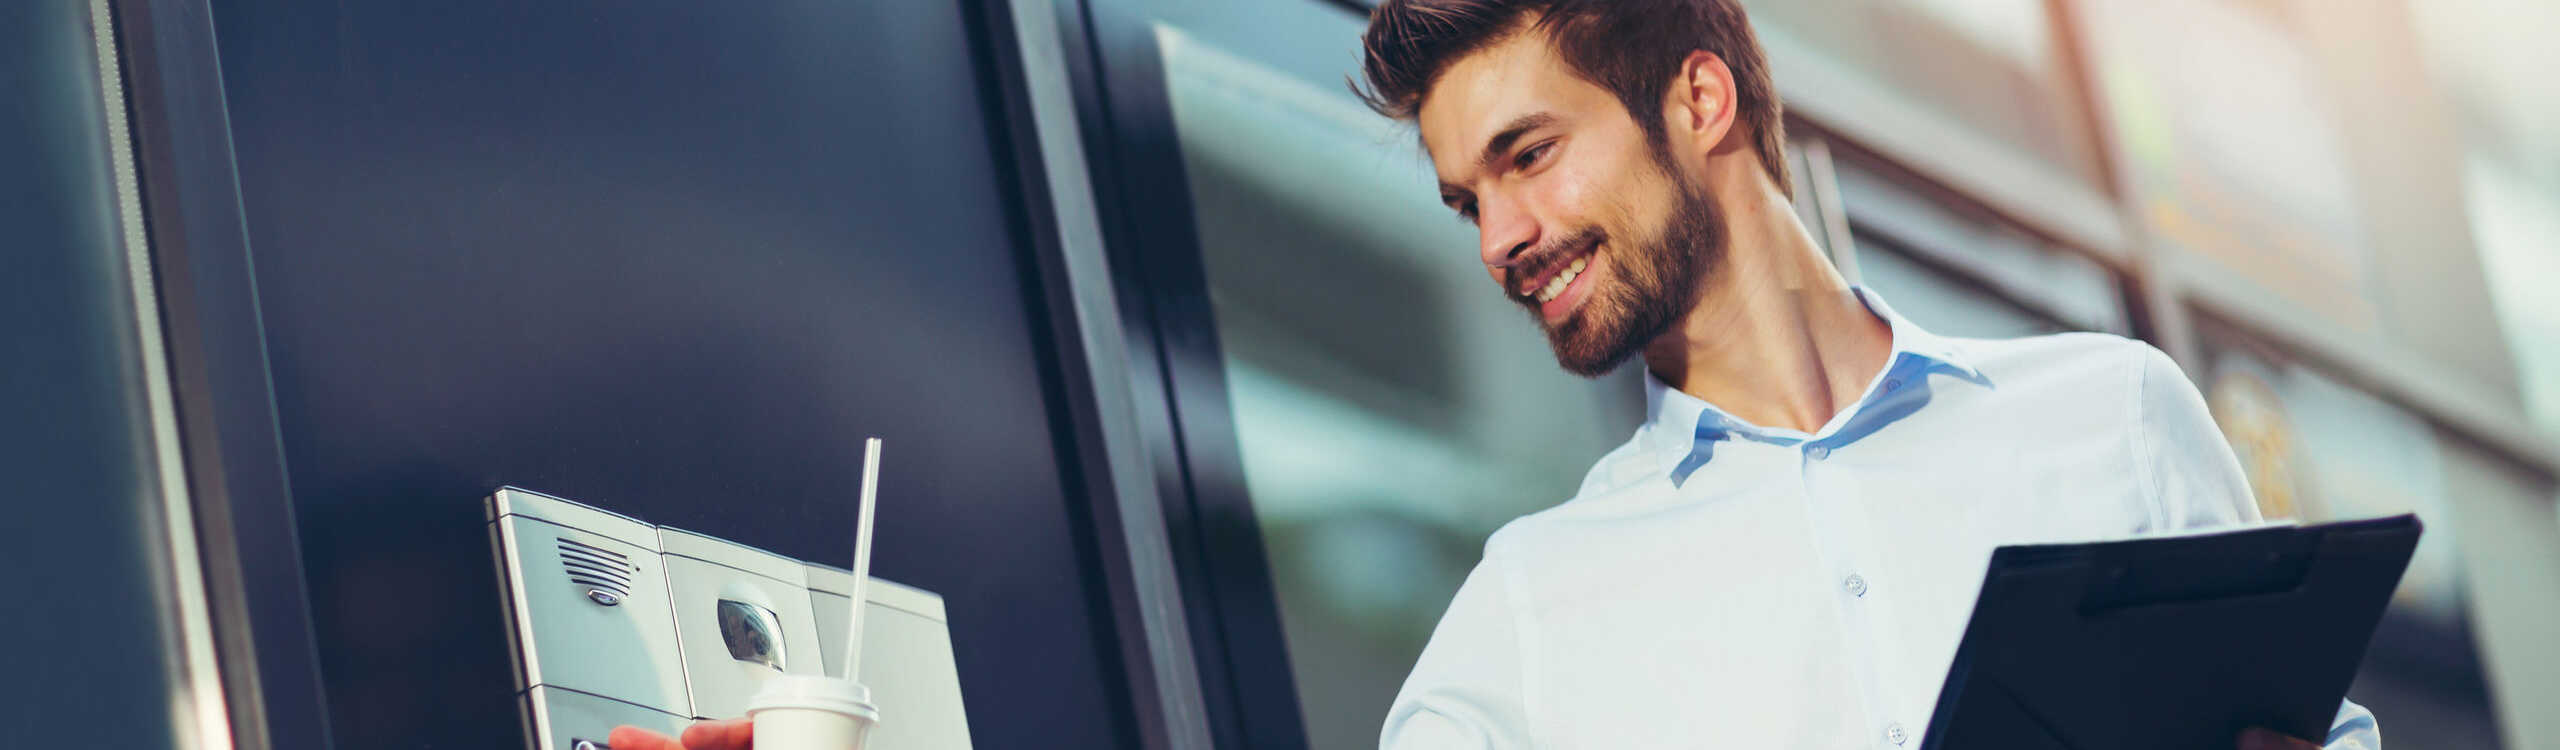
[488,487,973,749]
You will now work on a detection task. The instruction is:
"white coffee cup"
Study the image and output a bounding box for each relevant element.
[747,674,880,750]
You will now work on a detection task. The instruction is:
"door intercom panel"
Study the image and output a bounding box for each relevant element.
[487,487,974,749]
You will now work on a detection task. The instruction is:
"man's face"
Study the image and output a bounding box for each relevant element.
[1417,27,1723,377]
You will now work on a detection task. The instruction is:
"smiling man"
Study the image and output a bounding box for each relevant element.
[1356,1,2375,748]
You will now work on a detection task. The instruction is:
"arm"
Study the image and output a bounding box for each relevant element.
[1381,541,1531,750]
[2136,344,2381,750]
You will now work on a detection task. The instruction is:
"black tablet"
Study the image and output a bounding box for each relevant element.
[1920,515,2420,750]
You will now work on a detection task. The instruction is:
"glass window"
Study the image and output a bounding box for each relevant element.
[1740,0,2106,188]
[1155,16,1646,749]
[1852,239,2070,339]
[1831,152,2127,336]
[2458,156,2560,436]
[2190,314,2504,748]
[2076,0,2381,330]
[2433,431,2560,749]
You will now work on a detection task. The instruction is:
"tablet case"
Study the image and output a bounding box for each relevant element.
[1919,515,2420,750]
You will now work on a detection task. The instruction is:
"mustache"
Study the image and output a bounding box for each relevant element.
[1501,228,1606,298]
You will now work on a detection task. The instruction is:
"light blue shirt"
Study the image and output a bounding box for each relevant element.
[1382,289,2377,749]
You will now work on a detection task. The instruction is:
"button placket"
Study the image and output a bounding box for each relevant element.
[1798,438,1901,750]
[1800,436,1918,750]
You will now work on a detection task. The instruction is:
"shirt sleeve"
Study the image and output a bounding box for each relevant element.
[1380,537,1531,750]
[2134,344,2383,749]
[2134,342,2261,530]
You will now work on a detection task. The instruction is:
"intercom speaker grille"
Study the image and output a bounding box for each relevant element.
[557,538,637,600]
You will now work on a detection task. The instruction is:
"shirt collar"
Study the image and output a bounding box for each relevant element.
[1641,287,1980,478]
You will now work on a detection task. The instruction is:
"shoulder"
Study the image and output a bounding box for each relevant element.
[1971,332,2251,527]
[1476,428,1667,558]
[1955,331,2174,410]
[1958,330,2159,383]
[1975,332,2212,422]
[1567,426,1662,500]
[1453,428,1652,571]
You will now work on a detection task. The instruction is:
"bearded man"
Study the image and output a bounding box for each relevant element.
[1354,1,2376,748]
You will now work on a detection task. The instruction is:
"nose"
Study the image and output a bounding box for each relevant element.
[1476,191,1540,273]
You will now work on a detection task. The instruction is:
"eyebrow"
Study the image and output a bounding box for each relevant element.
[1476,112,1557,174]
[1439,112,1559,204]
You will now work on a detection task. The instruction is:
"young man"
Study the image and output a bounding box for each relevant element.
[1356,1,2375,748]
[612,1,2373,748]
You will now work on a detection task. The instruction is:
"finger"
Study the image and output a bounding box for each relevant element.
[2238,727,2321,750]
[606,726,685,750]
[680,718,755,750]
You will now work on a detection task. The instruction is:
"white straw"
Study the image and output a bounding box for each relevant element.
[842,437,882,682]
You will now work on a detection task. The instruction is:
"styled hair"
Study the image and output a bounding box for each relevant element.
[1356,0,1792,197]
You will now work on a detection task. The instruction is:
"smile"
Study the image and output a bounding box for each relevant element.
[1509,238,1604,324]
[1536,257,1587,303]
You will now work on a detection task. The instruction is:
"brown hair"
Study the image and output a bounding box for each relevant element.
[1356,0,1792,197]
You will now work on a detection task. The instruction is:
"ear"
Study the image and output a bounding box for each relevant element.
[1663,50,1739,159]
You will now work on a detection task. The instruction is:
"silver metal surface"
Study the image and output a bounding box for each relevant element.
[806,563,946,621]
[493,487,658,548]
[715,599,787,670]
[808,568,976,750]
[659,527,825,719]
[489,492,692,719]
[659,526,812,584]
[87,1,234,747]
[523,685,687,750]
[491,489,973,748]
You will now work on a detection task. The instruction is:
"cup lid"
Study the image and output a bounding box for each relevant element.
[746,674,879,721]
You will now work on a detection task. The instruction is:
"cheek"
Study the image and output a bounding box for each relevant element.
[1611,169,1685,238]
[1542,157,1655,237]
[1537,164,1595,221]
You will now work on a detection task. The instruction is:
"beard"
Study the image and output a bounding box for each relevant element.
[1523,164,1724,377]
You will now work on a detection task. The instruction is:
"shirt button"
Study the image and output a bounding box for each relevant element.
[1806,445,1831,460]
[1885,378,1902,391]
[1886,722,1908,745]
[1843,574,1868,597]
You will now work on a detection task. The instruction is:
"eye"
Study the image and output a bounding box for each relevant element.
[1515,141,1555,170]
[1451,199,1478,224]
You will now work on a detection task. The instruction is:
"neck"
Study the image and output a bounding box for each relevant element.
[1640,175,1892,434]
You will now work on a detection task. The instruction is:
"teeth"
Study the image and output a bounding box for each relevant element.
[1532,256,1594,304]
[1538,263,1582,302]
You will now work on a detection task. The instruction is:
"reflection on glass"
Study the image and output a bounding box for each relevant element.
[1160,25,1644,750]
[1740,0,2104,186]
[2459,155,2560,435]
[2192,315,2502,747]
[717,599,785,672]
[2078,0,2379,330]
[1852,241,2067,340]
[1833,155,2125,334]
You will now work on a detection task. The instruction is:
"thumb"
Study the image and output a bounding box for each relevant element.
[606,726,684,750]
[680,718,756,750]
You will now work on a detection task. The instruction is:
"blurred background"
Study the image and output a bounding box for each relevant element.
[1127,0,2559,748]
[7,0,2552,748]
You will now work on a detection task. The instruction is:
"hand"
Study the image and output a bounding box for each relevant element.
[608,719,752,750]
[2238,727,2321,750]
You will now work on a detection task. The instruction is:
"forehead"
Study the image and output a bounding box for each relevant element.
[1414,29,1616,181]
